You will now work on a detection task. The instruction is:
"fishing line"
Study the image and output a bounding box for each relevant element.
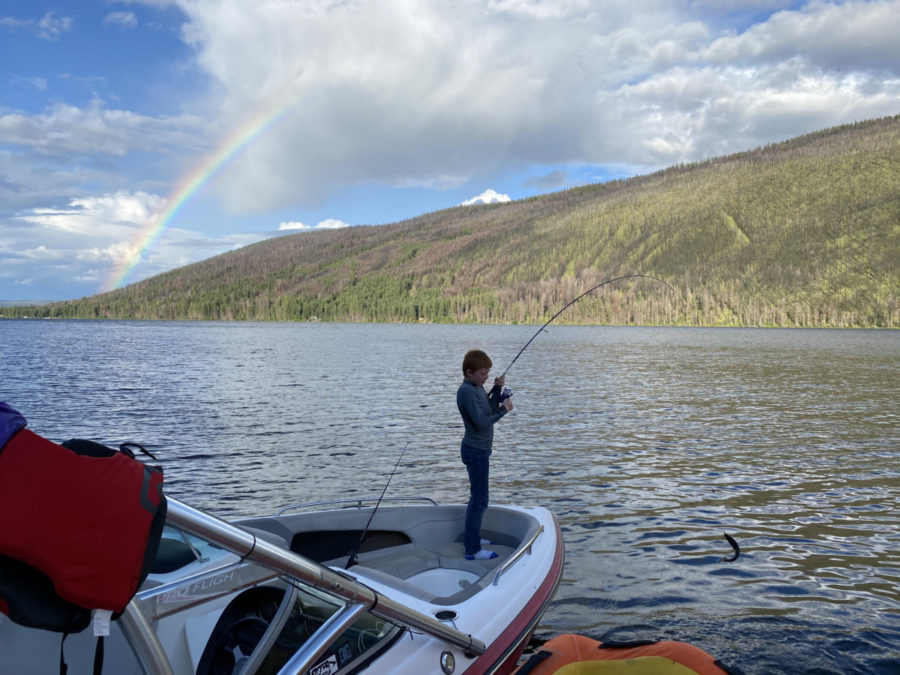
[495,274,733,569]
[500,273,676,377]
[490,275,739,568]
[495,274,676,491]
[345,441,409,569]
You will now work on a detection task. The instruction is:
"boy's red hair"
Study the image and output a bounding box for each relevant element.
[462,349,492,374]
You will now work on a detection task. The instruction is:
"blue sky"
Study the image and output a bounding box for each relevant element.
[2,0,898,302]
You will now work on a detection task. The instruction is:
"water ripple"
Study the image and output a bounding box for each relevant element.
[2,321,898,674]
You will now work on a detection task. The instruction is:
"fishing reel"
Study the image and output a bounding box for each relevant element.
[499,387,513,404]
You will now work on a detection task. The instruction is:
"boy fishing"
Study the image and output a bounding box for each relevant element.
[456,349,514,560]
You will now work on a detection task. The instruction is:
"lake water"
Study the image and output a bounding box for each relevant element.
[1,320,898,674]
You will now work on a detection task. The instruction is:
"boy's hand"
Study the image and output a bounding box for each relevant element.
[503,398,514,411]
[494,375,505,388]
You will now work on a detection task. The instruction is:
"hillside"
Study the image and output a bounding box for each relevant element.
[6,116,899,327]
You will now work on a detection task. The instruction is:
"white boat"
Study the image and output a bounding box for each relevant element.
[0,495,564,675]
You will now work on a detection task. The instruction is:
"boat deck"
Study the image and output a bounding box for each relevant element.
[340,539,516,604]
[239,502,541,606]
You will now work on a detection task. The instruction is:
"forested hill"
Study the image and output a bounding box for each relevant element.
[7,116,899,327]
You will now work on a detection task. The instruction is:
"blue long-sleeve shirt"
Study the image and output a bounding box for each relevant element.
[456,380,507,451]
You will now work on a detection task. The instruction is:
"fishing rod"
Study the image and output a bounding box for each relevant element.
[496,275,741,567]
[500,273,676,378]
[345,441,409,569]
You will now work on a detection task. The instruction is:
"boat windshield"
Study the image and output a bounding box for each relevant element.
[195,576,400,675]
[261,580,398,674]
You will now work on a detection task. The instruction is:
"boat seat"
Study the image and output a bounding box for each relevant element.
[354,540,513,576]
[345,542,516,605]
[347,565,437,603]
[354,548,441,579]
[433,542,512,574]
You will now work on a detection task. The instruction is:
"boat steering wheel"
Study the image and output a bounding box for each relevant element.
[200,616,269,675]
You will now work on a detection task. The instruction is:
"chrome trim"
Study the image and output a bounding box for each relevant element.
[492,524,544,586]
[275,496,439,516]
[119,599,175,675]
[441,650,456,674]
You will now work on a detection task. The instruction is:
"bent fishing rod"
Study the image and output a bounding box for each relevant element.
[491,274,744,564]
[496,274,743,564]
[500,273,676,377]
[345,441,409,569]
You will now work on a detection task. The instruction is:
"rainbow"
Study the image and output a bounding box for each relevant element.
[105,98,297,292]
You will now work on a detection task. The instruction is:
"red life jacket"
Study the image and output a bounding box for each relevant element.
[0,428,165,632]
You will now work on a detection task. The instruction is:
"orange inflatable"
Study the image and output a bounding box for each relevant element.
[515,634,742,674]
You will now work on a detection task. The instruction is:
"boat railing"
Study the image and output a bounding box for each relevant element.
[492,524,544,586]
[121,600,176,675]
[275,496,439,516]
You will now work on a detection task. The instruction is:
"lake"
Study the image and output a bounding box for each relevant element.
[1,320,898,674]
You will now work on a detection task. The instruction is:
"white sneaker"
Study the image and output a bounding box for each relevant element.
[465,549,499,561]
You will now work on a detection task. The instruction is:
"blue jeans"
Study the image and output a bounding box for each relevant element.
[461,443,491,555]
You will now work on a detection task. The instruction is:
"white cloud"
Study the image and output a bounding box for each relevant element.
[10,75,48,93]
[461,189,512,206]
[7,0,899,217]
[279,218,350,231]
[278,221,308,231]
[2,191,269,298]
[14,191,164,237]
[699,1,900,71]
[0,100,208,156]
[102,12,138,30]
[0,17,27,29]
[2,192,162,298]
[165,0,900,213]
[0,11,74,41]
[36,11,74,41]
[316,218,350,229]
[486,0,594,20]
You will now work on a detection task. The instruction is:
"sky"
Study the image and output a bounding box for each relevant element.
[1,1,898,302]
